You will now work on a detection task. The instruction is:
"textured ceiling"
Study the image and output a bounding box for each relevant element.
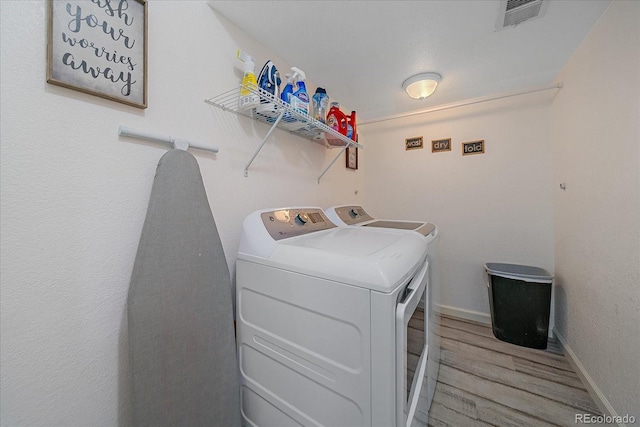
[209,0,611,123]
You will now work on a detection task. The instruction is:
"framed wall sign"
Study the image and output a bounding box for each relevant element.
[462,140,485,155]
[431,138,451,153]
[346,145,358,170]
[405,136,424,150]
[47,0,148,109]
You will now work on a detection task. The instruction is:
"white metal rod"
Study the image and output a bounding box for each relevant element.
[244,110,286,177]
[359,82,563,126]
[118,126,219,153]
[317,143,350,184]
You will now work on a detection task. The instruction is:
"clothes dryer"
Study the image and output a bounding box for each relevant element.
[325,205,441,413]
[236,207,429,427]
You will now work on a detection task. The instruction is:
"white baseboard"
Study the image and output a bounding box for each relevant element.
[553,328,626,426]
[438,304,555,338]
[436,304,491,325]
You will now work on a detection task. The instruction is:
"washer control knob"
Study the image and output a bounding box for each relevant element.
[295,213,308,225]
[349,208,359,218]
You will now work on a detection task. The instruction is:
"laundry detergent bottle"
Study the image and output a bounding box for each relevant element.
[325,102,350,146]
[289,67,309,116]
[326,102,348,136]
[236,49,259,110]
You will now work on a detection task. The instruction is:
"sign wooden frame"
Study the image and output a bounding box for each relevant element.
[405,136,424,151]
[462,140,485,156]
[346,145,358,170]
[47,0,148,109]
[431,138,452,153]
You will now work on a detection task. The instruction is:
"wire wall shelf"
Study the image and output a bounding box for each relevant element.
[206,85,361,183]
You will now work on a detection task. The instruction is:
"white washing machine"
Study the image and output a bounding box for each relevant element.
[324,205,436,239]
[236,207,430,427]
[325,205,441,414]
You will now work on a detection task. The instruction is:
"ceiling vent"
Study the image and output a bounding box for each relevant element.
[496,0,549,30]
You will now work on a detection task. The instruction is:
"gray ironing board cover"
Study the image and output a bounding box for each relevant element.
[128,150,240,426]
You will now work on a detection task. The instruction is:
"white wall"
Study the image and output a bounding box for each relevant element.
[3,1,637,425]
[551,0,640,419]
[359,91,555,321]
[0,1,361,426]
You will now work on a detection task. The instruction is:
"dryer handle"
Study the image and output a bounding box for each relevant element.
[397,260,429,320]
[395,259,429,427]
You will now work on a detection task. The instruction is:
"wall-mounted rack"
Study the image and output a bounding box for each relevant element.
[205,85,361,183]
[119,126,219,153]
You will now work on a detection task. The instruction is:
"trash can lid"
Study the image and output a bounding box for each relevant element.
[484,263,553,283]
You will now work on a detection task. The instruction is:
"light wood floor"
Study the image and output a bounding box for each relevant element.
[409,312,602,427]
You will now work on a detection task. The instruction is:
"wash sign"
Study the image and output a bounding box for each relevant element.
[405,136,424,150]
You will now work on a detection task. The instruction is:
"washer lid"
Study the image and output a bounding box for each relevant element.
[326,205,437,239]
[239,224,428,293]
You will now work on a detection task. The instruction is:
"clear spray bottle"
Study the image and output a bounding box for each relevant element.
[236,49,259,110]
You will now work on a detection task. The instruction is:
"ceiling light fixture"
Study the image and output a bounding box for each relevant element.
[402,72,442,100]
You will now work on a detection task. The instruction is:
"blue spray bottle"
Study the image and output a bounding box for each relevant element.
[280,73,294,104]
[279,73,297,126]
[280,73,298,129]
[289,67,309,116]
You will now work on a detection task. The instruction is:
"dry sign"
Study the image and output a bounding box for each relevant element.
[462,140,485,156]
[431,138,451,153]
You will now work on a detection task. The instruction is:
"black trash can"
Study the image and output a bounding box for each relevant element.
[485,263,553,349]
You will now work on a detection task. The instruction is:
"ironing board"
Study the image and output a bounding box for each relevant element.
[127,150,240,426]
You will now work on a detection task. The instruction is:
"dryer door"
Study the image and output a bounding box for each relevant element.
[395,259,429,427]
